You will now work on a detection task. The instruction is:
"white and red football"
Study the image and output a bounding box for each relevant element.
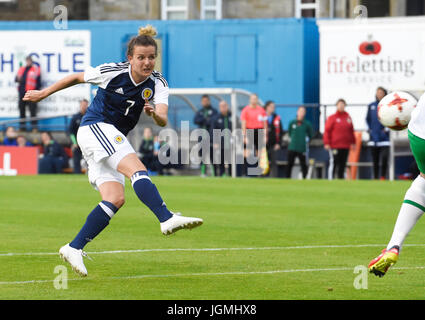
[377,91,417,130]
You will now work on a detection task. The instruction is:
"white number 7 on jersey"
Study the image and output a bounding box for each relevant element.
[125,100,135,116]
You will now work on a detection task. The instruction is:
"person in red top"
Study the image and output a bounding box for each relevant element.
[323,98,355,180]
[15,56,41,132]
[241,94,267,133]
[240,93,267,175]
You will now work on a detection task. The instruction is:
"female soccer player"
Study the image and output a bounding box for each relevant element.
[23,25,203,277]
[368,92,425,277]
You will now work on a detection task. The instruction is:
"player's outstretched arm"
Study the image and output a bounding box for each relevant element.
[23,72,85,103]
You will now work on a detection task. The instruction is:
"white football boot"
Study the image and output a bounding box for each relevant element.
[59,243,89,277]
[160,212,203,235]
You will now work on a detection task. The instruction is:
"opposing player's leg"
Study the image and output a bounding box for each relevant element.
[369,130,425,277]
[60,181,123,276]
[117,153,203,235]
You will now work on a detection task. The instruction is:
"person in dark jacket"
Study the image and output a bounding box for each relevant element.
[193,94,218,176]
[210,100,232,177]
[287,106,313,179]
[38,132,69,173]
[138,127,162,174]
[366,87,390,180]
[264,101,283,177]
[68,99,88,173]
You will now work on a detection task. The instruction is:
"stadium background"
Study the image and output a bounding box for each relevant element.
[0,0,424,178]
[2,0,425,303]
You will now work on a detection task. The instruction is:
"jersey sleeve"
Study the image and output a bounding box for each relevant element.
[84,63,125,88]
[152,78,169,106]
[84,65,105,85]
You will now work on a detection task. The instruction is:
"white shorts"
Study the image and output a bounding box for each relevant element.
[77,122,136,190]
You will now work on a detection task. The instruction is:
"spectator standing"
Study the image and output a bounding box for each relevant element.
[286,106,313,179]
[366,87,390,180]
[323,99,355,180]
[210,100,233,177]
[156,135,178,175]
[240,93,267,176]
[138,127,162,174]
[38,132,69,174]
[264,101,283,177]
[2,126,18,146]
[194,94,218,176]
[15,56,41,132]
[68,99,89,173]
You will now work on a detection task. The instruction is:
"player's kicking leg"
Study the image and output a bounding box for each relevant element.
[159,211,203,235]
[130,170,203,235]
[369,131,425,277]
[119,153,203,235]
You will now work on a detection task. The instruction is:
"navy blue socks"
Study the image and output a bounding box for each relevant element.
[69,171,171,250]
[131,171,173,223]
[69,200,118,250]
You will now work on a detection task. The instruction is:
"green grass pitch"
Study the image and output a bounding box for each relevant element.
[1,175,425,300]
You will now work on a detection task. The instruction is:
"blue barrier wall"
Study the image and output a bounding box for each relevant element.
[0,18,319,131]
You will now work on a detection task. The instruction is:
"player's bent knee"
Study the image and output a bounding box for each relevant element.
[117,153,147,178]
[100,192,125,209]
[98,181,126,209]
[106,196,125,209]
[405,185,425,207]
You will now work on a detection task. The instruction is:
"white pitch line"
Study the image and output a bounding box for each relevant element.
[2,265,425,286]
[1,243,425,257]
[0,267,361,285]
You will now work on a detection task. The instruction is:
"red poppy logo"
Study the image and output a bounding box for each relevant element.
[359,35,381,55]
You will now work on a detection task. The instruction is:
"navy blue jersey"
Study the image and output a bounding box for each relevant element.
[81,61,169,136]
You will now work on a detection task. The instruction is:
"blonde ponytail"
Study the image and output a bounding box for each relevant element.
[138,25,157,38]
